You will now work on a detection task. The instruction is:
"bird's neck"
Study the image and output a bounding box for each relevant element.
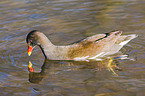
[36,32,69,60]
[37,32,55,48]
[36,32,57,58]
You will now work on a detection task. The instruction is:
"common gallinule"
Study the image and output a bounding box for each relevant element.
[26,30,137,61]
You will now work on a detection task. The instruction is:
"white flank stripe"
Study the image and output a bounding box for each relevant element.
[89,52,105,59]
[74,56,89,61]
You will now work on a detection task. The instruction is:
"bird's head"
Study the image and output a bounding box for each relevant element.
[26,30,40,56]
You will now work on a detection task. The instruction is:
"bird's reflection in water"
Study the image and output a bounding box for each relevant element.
[28,59,122,84]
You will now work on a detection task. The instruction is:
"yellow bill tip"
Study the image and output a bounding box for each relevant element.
[28,51,32,56]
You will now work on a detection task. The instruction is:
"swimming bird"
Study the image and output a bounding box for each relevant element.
[26,30,137,61]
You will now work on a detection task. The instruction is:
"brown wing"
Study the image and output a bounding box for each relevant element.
[82,34,106,42]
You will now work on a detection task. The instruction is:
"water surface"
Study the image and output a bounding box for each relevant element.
[0,0,145,96]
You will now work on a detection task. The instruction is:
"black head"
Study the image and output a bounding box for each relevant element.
[26,30,40,48]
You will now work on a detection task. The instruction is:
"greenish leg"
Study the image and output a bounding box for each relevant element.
[107,57,118,76]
